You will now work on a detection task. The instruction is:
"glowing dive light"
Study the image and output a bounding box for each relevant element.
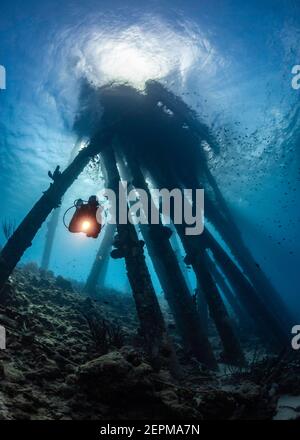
[64,196,102,238]
[81,220,91,231]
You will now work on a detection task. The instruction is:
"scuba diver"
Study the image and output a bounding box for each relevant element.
[68,195,102,238]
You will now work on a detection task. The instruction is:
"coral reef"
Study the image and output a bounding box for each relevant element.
[0,265,299,420]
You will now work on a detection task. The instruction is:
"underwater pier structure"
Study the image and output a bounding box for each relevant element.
[0,81,293,372]
[83,222,115,297]
[41,139,85,271]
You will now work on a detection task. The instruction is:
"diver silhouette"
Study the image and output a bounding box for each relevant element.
[68,195,102,238]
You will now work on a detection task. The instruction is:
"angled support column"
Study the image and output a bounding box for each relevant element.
[0,132,110,292]
[140,223,217,368]
[41,140,83,271]
[205,254,251,329]
[100,146,181,375]
[119,150,217,369]
[178,224,246,366]
[195,284,209,335]
[84,223,116,297]
[204,168,293,328]
[41,207,61,271]
[204,228,290,350]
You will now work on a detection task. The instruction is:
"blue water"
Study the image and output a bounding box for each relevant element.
[0,0,299,312]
